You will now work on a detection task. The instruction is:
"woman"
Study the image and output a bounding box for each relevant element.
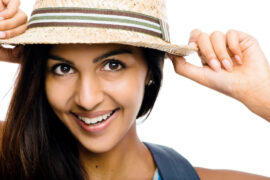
[0,0,270,179]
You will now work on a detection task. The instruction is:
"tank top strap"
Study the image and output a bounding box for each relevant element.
[144,142,200,180]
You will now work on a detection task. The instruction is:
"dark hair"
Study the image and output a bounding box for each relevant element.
[0,44,165,180]
[137,47,165,118]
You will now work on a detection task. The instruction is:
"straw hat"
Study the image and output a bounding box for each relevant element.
[0,0,197,56]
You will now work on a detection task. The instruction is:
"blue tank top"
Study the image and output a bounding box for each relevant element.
[144,142,200,180]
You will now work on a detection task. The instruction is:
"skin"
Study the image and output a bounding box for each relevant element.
[1,2,270,179]
[169,29,270,122]
[0,0,27,63]
[45,44,156,179]
[0,0,27,39]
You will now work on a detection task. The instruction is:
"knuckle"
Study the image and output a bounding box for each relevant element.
[18,10,28,22]
[248,36,258,44]
[246,36,259,47]
[19,9,27,16]
[227,29,236,35]
[210,31,223,39]
[198,32,208,41]
[191,28,201,35]
[203,49,216,60]
[228,43,238,52]
[189,28,202,42]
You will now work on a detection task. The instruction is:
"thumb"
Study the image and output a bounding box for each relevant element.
[0,45,23,63]
[169,55,213,86]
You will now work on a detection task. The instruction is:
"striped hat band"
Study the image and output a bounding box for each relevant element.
[28,7,171,43]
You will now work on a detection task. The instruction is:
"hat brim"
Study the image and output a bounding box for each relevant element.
[0,27,197,56]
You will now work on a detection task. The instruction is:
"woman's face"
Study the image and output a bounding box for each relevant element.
[45,44,148,153]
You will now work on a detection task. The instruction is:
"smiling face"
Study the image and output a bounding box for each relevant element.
[45,44,148,153]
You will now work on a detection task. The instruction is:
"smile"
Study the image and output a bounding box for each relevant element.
[78,110,114,125]
[71,108,119,126]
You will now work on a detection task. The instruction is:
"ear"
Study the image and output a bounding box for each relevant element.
[145,69,153,86]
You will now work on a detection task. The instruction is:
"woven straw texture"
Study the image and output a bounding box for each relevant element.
[0,0,197,56]
[33,0,168,20]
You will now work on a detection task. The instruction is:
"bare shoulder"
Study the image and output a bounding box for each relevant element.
[195,167,270,180]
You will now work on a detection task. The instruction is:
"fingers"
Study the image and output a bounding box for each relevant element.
[226,30,242,64]
[0,0,20,19]
[0,10,27,38]
[0,44,23,63]
[210,31,233,71]
[236,30,259,53]
[0,10,27,31]
[4,22,27,38]
[169,55,204,83]
[0,45,18,62]
[189,29,221,72]
[188,29,244,72]
[168,54,217,88]
[198,32,222,72]
[189,29,200,47]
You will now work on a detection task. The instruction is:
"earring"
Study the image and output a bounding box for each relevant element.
[147,80,154,86]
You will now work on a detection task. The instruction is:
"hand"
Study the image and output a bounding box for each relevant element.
[168,29,270,121]
[0,0,27,39]
[0,0,26,63]
[0,44,23,63]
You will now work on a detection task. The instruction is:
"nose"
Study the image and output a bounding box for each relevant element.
[74,75,103,111]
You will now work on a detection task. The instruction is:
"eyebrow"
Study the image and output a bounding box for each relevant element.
[47,49,133,64]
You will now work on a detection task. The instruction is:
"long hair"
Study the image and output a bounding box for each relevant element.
[0,44,164,179]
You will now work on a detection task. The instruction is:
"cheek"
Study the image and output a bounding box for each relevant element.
[103,69,146,117]
[45,75,76,113]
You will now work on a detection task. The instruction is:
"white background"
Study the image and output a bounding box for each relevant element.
[0,0,270,177]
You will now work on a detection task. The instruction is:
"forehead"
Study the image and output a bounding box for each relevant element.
[49,44,143,57]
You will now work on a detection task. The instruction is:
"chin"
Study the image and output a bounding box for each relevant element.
[77,125,134,154]
[79,138,120,154]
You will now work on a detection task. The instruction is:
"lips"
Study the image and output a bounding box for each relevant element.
[78,111,113,125]
[70,108,120,133]
[72,108,119,119]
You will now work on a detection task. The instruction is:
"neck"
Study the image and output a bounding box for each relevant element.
[79,124,156,180]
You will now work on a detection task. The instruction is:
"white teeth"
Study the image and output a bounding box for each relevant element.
[78,111,113,125]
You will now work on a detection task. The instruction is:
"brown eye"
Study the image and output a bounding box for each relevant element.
[53,64,75,75]
[109,62,120,70]
[61,65,70,73]
[103,60,125,71]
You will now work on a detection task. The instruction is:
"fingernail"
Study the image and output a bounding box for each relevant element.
[222,59,233,72]
[0,31,6,38]
[209,59,221,72]
[234,55,242,64]
[188,42,197,48]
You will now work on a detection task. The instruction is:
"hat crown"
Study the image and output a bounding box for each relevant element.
[34,0,168,20]
[0,0,195,56]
